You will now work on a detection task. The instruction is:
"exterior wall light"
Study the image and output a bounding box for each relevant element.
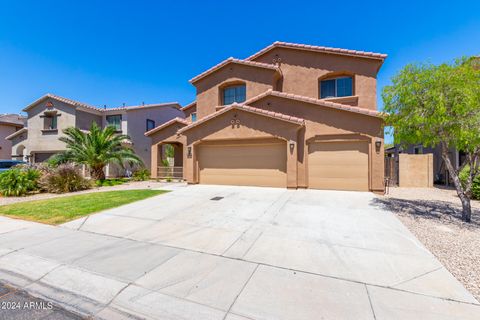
[289,142,295,153]
[187,146,192,158]
[375,140,382,153]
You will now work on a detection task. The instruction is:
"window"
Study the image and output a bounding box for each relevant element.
[44,114,58,130]
[106,115,122,131]
[146,119,155,132]
[223,85,246,105]
[320,77,353,99]
[191,112,197,122]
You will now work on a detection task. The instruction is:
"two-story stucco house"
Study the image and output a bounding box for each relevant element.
[7,94,183,175]
[146,41,387,192]
[0,114,25,159]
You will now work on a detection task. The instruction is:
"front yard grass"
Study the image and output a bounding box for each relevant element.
[0,190,167,225]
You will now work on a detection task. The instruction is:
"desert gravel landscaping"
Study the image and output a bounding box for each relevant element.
[375,187,480,301]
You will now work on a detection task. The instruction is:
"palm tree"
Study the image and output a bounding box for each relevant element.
[51,123,142,180]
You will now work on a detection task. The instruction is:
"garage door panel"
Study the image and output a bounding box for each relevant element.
[198,142,287,188]
[308,141,369,191]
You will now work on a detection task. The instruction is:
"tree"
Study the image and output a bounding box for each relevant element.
[51,123,143,180]
[383,57,480,222]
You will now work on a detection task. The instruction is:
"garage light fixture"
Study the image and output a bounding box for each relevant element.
[289,142,295,152]
[375,140,382,153]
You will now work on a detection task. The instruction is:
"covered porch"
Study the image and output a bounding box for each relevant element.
[152,142,184,180]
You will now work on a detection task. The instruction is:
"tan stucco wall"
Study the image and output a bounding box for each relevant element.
[252,47,382,110]
[248,95,384,191]
[9,130,28,160]
[181,110,300,188]
[0,125,21,159]
[126,107,184,170]
[183,104,196,122]
[194,64,277,119]
[26,98,77,154]
[75,110,102,130]
[399,154,433,188]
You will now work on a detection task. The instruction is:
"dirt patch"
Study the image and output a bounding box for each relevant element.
[373,187,480,301]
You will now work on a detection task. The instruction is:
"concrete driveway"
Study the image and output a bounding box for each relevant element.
[0,185,479,320]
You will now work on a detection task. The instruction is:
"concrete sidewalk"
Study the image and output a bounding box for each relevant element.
[0,185,479,319]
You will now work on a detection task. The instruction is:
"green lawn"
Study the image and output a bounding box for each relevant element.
[0,190,167,225]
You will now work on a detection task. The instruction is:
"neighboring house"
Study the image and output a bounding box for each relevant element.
[6,94,183,175]
[0,114,25,159]
[385,144,463,184]
[146,41,387,192]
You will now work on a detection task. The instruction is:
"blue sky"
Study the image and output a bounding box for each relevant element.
[1,1,479,143]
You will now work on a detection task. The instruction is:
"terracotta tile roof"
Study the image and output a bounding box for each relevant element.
[23,93,100,112]
[178,103,304,134]
[244,90,383,118]
[23,93,180,113]
[189,57,279,84]
[5,128,27,140]
[105,102,181,111]
[0,114,25,127]
[144,117,188,136]
[246,41,387,61]
[182,101,196,110]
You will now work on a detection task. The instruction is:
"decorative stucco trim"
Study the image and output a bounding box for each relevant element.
[177,103,305,134]
[245,41,388,61]
[144,117,188,137]
[189,57,279,84]
[5,128,28,140]
[244,89,383,118]
[182,101,196,110]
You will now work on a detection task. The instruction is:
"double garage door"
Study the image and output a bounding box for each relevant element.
[197,140,369,191]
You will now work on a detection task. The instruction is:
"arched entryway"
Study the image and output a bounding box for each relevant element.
[156,142,184,180]
[14,145,26,161]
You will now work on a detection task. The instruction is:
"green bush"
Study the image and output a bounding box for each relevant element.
[40,164,92,194]
[0,168,41,197]
[459,166,480,200]
[132,168,150,181]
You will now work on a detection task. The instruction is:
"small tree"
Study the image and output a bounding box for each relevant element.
[383,57,480,222]
[51,123,143,180]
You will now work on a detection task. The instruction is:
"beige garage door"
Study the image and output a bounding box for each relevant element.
[198,141,287,188]
[308,141,369,191]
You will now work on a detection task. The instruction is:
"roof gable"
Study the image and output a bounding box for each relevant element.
[246,41,387,62]
[245,90,383,118]
[178,103,304,134]
[145,117,188,137]
[189,57,280,84]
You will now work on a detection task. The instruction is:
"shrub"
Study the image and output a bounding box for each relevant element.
[0,168,41,197]
[132,168,150,181]
[40,164,92,194]
[459,166,480,200]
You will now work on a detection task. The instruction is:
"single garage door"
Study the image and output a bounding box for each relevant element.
[308,141,369,191]
[198,141,287,188]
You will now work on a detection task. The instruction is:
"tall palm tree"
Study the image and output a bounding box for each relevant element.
[51,123,142,180]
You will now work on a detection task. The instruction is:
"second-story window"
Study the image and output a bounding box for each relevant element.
[146,119,155,132]
[223,85,246,105]
[106,115,122,131]
[43,113,58,130]
[191,112,197,122]
[320,77,353,99]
